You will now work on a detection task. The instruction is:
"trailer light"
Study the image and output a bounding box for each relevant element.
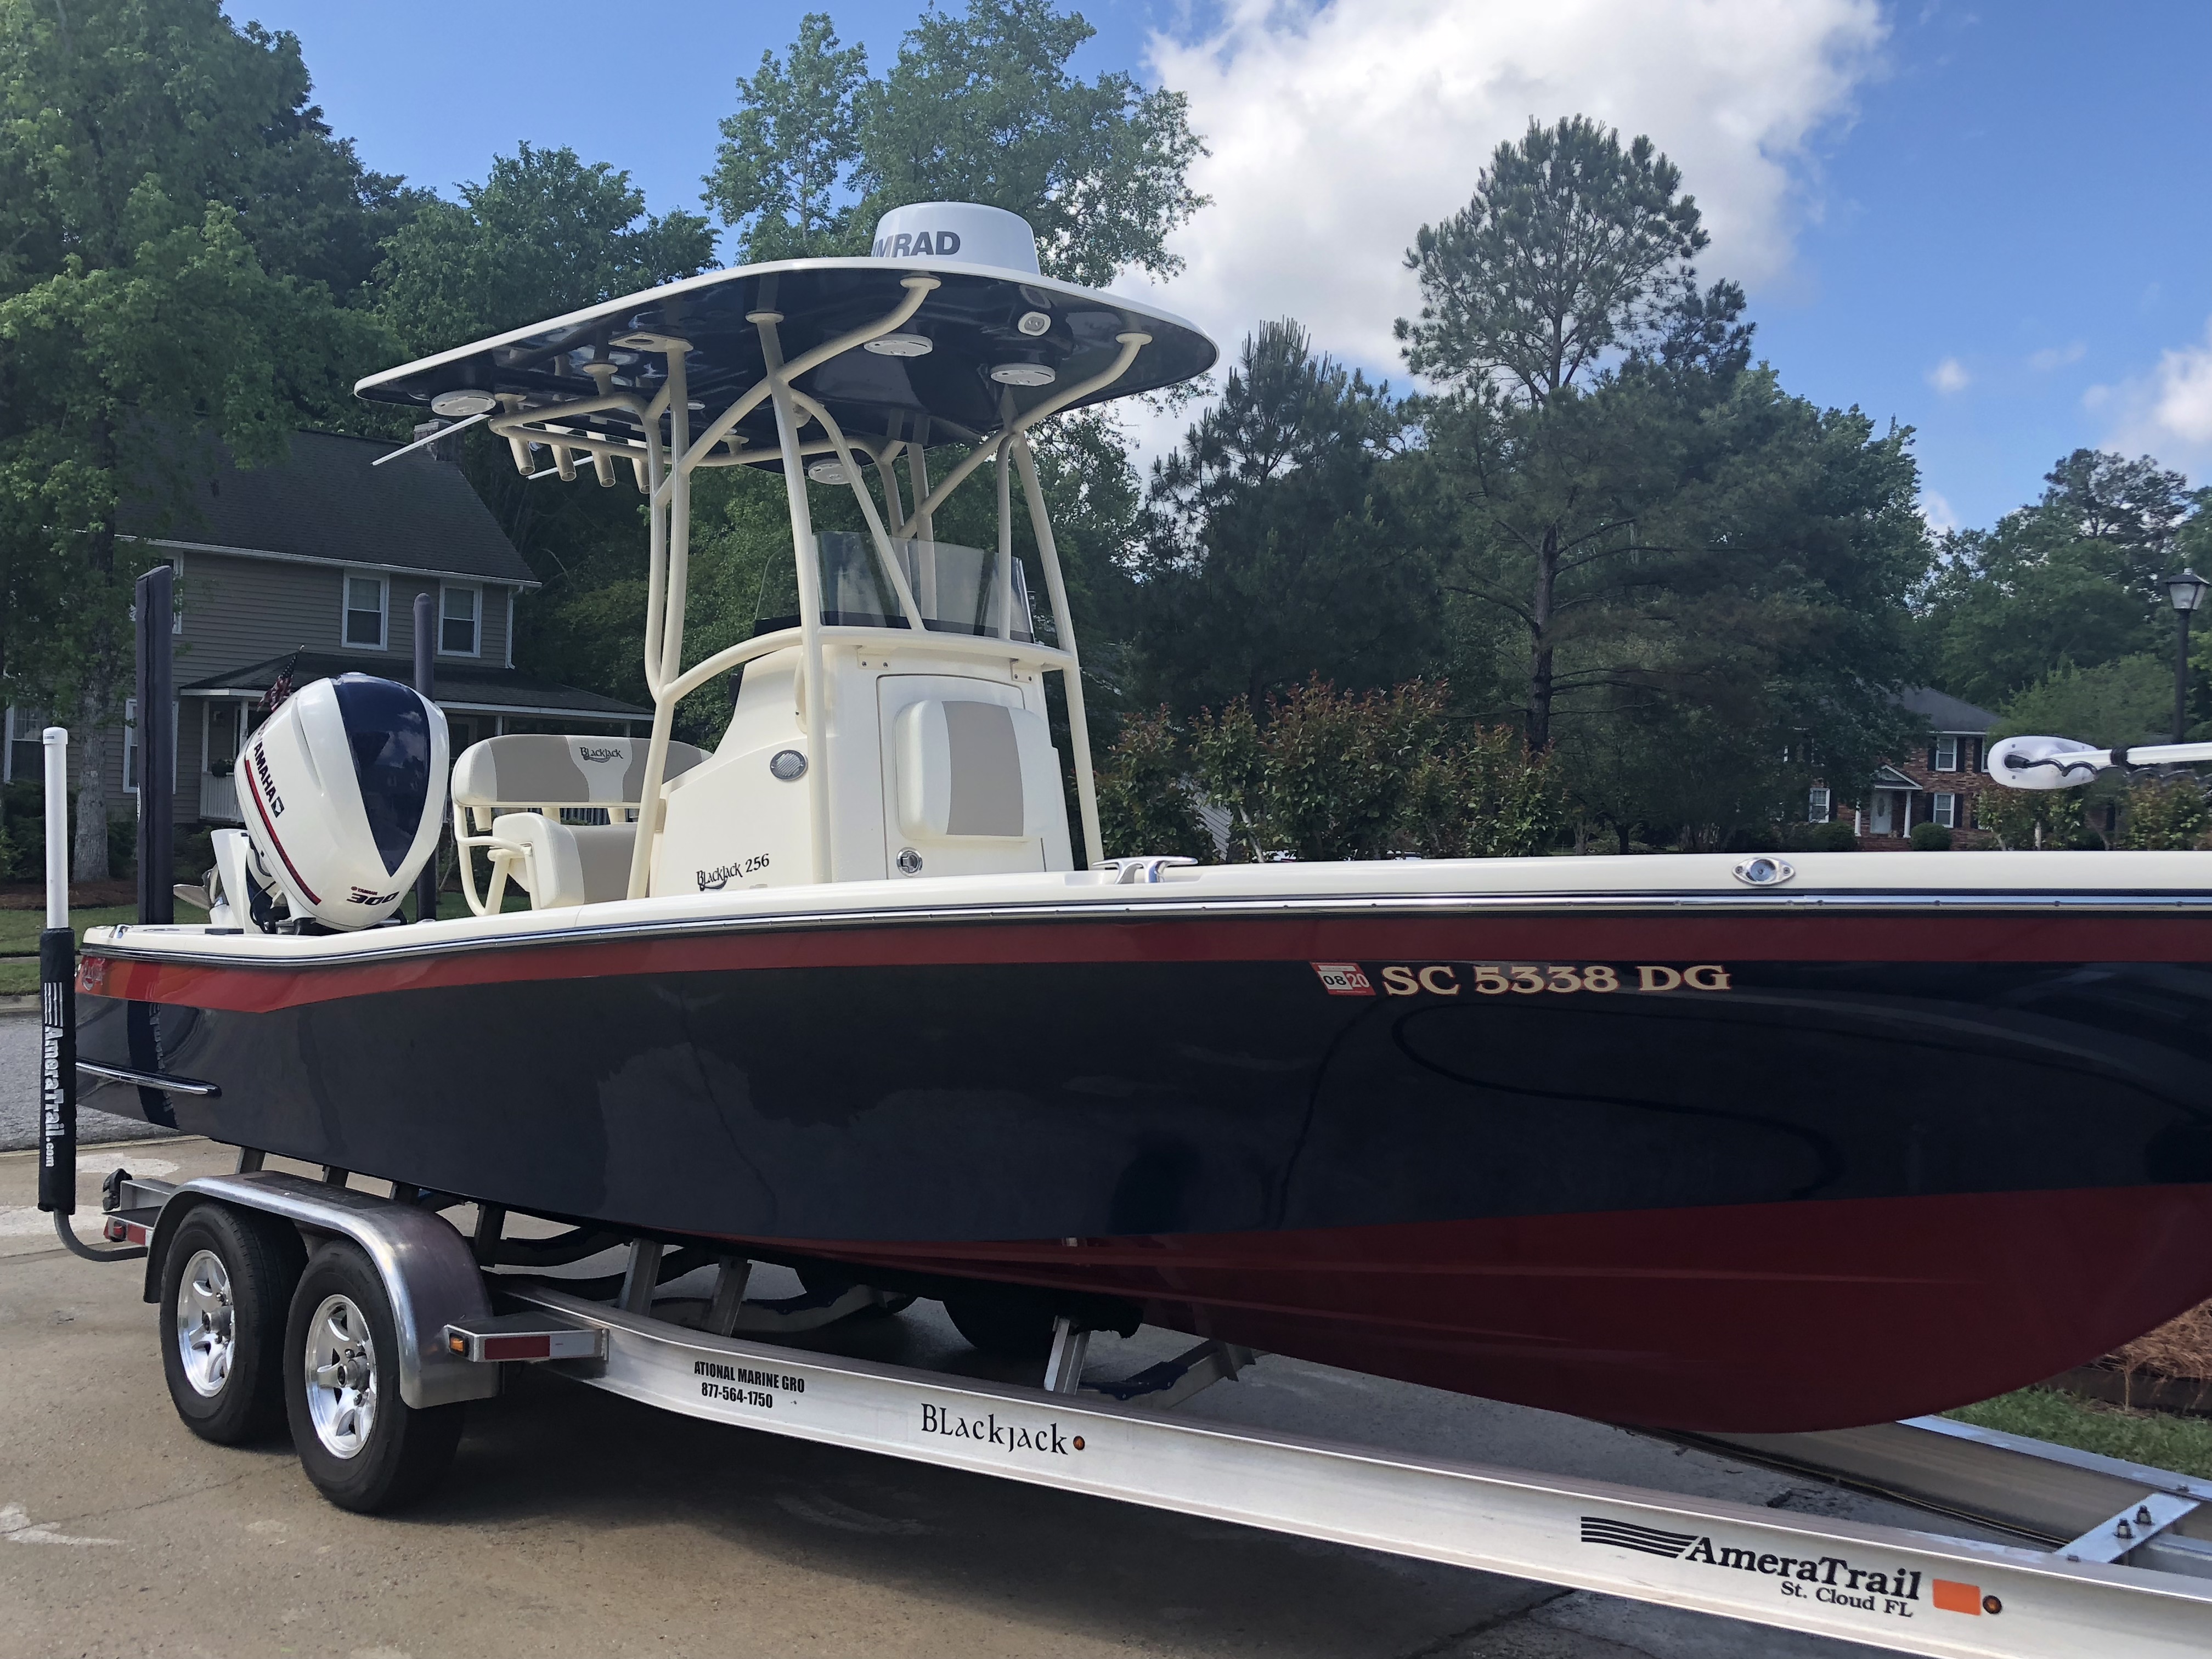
[448,1333,467,1354]
[990,362,1057,387]
[865,332,934,358]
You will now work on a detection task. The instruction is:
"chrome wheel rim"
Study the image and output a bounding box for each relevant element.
[302,1294,378,1459]
[174,1248,236,1398]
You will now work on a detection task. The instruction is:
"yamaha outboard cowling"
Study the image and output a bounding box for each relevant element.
[237,674,449,929]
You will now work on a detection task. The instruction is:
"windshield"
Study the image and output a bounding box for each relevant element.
[753,532,1040,643]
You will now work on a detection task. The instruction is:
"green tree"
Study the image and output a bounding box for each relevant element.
[704,14,870,263]
[1402,116,1927,849]
[1129,320,1432,712]
[1918,451,2205,710]
[707,1,1205,287]
[376,143,713,355]
[1398,116,1714,407]
[1994,654,2174,749]
[0,0,403,876]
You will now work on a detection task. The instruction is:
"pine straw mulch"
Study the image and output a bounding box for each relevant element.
[0,879,140,910]
[2056,1300,2212,1416]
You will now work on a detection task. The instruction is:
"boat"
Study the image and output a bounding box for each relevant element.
[73,201,2212,1435]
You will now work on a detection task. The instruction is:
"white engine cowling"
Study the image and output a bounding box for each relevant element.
[236,674,448,928]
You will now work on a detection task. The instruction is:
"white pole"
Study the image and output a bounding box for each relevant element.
[755,311,834,885]
[43,728,67,928]
[1013,441,1103,866]
[995,443,1015,642]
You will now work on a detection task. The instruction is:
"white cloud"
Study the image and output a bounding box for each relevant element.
[2092,316,2212,476]
[1920,490,1959,534]
[1926,357,1970,394]
[2027,341,2085,371]
[1121,0,1885,394]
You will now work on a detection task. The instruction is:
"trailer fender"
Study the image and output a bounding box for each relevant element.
[143,1171,498,1409]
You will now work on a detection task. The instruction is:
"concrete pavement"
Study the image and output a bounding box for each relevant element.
[0,1139,1917,1658]
[0,1007,173,1153]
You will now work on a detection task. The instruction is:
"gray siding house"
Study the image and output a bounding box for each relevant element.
[7,430,645,823]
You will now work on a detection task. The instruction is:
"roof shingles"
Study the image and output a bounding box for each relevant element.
[121,430,538,586]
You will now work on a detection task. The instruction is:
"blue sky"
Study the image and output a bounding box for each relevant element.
[240,1,2212,531]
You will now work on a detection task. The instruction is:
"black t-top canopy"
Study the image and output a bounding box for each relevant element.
[354,257,1216,452]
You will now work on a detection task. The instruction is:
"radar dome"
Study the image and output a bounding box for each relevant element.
[870,202,1040,275]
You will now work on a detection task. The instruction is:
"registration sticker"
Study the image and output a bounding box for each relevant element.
[1312,962,1375,996]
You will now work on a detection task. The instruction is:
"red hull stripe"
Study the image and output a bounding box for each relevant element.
[78,908,2212,1014]
[244,749,320,905]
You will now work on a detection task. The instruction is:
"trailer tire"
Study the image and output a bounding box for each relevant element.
[158,1203,305,1445]
[283,1241,465,1514]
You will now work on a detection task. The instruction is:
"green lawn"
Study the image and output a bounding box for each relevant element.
[1945,1387,2212,1478]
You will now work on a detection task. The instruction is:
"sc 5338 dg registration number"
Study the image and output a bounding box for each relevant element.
[1313,962,1734,996]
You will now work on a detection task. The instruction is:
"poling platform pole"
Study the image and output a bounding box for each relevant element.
[37,727,74,1215]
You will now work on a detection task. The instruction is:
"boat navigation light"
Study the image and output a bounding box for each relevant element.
[991,362,1058,387]
[430,390,498,419]
[864,332,935,358]
[805,460,849,485]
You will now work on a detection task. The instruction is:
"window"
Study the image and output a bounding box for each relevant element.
[1933,735,1959,772]
[1933,792,1958,828]
[1807,787,1831,823]
[440,583,481,656]
[4,707,43,783]
[344,573,388,648]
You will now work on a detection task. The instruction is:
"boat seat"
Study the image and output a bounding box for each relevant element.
[450,735,707,913]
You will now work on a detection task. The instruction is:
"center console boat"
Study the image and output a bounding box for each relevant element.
[75,202,2212,1434]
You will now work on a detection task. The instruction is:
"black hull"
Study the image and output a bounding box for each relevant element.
[75,901,2212,1428]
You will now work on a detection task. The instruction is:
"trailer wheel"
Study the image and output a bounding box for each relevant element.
[283,1242,464,1514]
[158,1203,304,1444]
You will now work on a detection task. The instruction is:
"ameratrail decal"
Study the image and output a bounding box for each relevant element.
[915,1400,1087,1459]
[1579,1516,2002,1624]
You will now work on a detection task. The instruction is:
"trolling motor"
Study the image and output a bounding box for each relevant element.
[1987,735,2212,789]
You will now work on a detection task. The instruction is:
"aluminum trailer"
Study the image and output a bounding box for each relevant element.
[64,1160,2212,1659]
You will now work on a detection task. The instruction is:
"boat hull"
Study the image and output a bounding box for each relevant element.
[75,899,2212,1430]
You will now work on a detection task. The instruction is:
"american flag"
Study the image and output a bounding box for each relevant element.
[258,650,302,715]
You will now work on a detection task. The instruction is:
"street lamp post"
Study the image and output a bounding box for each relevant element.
[2165,568,2208,745]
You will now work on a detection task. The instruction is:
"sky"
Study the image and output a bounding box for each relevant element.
[238,0,2212,533]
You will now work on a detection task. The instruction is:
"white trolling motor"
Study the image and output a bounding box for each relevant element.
[1986,734,2212,789]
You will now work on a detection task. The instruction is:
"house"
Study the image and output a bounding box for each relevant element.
[5,430,646,824]
[1807,687,1999,847]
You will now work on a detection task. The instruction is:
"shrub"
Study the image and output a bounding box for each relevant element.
[1790,820,1858,853]
[1909,821,1953,851]
[2118,774,2212,850]
[1102,678,1561,863]
[1094,708,1213,862]
[1978,782,2097,849]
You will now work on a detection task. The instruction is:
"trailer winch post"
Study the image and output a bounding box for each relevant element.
[36,727,74,1217]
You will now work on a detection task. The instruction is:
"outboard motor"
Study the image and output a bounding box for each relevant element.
[236,674,448,929]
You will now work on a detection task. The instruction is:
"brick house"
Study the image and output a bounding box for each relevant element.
[5,429,645,825]
[1808,687,1999,848]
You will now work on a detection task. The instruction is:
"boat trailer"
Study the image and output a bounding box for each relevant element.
[67,1158,2212,1658]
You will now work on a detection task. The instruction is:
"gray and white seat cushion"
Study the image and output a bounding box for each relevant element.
[450,735,706,911]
